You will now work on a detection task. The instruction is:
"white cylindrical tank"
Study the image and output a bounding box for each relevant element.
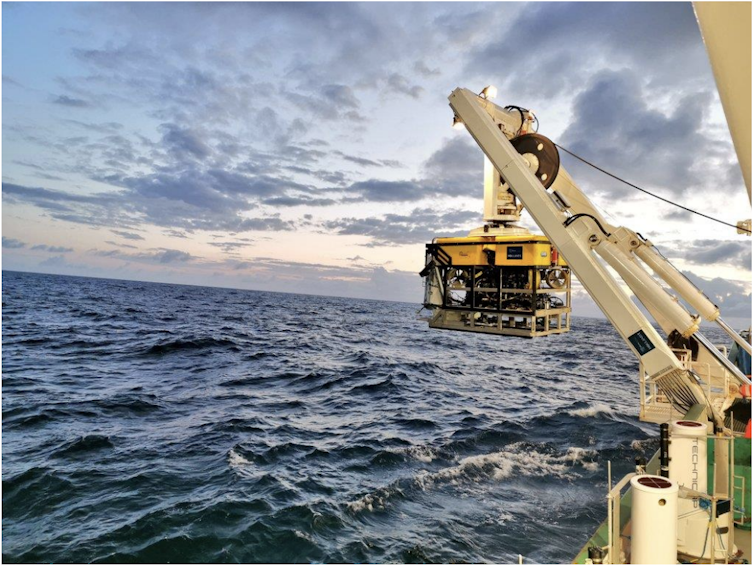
[669,420,733,560]
[669,420,707,491]
[630,475,678,564]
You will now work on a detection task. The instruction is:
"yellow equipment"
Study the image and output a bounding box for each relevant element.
[421,234,571,338]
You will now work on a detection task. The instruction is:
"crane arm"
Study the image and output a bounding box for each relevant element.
[449,87,743,425]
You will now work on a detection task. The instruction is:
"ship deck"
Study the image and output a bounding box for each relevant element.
[573,407,751,564]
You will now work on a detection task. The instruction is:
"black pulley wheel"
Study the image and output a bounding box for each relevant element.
[510,133,560,189]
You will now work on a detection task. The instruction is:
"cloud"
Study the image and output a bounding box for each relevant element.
[30,244,74,253]
[385,73,423,99]
[3,74,22,87]
[92,247,196,264]
[333,151,403,169]
[52,95,92,108]
[286,85,365,122]
[2,1,749,313]
[105,240,138,249]
[111,230,144,241]
[340,137,483,203]
[160,123,211,161]
[344,179,421,203]
[39,254,70,268]
[465,3,705,97]
[163,229,189,239]
[208,241,253,253]
[153,249,194,263]
[413,61,439,78]
[2,237,26,249]
[261,196,337,207]
[3,176,297,233]
[422,136,482,195]
[681,270,751,319]
[559,70,729,197]
[2,135,478,234]
[322,207,480,246]
[667,239,752,271]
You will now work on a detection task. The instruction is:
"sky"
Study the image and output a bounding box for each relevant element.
[2,2,751,325]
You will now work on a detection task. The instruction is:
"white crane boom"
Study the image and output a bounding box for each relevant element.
[449,87,750,427]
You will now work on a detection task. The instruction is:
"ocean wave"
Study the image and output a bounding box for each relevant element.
[142,337,240,356]
[3,271,699,563]
[52,434,114,457]
[347,443,599,514]
[566,402,615,418]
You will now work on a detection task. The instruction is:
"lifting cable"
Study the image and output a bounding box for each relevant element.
[555,143,751,234]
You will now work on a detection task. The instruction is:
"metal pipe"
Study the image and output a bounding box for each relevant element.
[607,460,613,564]
[635,243,720,320]
[716,317,752,356]
[694,331,752,386]
[635,243,752,356]
[660,423,670,478]
[595,239,699,337]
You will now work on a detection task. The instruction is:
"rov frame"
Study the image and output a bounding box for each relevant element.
[422,237,572,338]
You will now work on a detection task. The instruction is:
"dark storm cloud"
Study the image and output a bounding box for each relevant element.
[322,208,480,246]
[2,237,26,249]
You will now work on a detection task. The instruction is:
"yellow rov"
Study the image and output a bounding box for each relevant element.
[421,233,571,338]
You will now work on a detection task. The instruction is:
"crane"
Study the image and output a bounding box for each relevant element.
[445,87,750,432]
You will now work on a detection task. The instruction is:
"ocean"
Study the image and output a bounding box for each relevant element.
[2,270,732,563]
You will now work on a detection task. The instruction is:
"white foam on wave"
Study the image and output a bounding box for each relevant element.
[228,448,251,467]
[346,443,600,513]
[568,403,613,418]
[416,442,583,488]
[631,438,656,451]
[228,448,264,479]
[347,486,402,513]
[562,447,599,471]
[403,445,437,463]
